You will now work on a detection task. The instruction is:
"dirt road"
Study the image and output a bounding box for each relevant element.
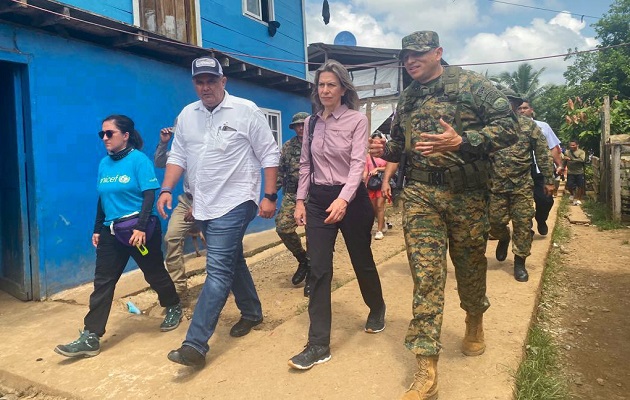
[0,205,559,399]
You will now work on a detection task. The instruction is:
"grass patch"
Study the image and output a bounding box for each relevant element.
[581,198,626,231]
[514,325,567,400]
[514,197,569,400]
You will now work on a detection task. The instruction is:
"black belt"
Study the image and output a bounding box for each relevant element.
[407,169,449,186]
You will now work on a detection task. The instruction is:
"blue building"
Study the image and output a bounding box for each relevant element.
[0,0,312,300]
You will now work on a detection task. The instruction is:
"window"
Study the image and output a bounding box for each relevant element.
[261,108,282,146]
[243,0,274,23]
[136,0,199,44]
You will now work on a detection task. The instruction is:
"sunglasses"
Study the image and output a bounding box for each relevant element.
[98,130,119,139]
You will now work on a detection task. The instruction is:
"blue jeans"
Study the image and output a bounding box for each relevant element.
[183,200,261,355]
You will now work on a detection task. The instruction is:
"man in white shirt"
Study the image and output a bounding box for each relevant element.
[158,57,280,368]
[517,101,565,235]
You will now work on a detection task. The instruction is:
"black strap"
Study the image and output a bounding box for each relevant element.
[308,115,319,184]
[370,155,378,168]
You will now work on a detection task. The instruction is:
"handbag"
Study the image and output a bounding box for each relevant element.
[112,215,158,247]
[366,156,383,190]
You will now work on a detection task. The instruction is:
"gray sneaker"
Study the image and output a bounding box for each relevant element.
[161,304,183,332]
[55,330,100,358]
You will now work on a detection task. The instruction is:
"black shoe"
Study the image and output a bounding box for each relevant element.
[288,344,331,370]
[167,345,206,367]
[537,221,548,236]
[291,258,310,285]
[229,317,263,337]
[365,304,386,333]
[495,238,510,262]
[514,256,529,282]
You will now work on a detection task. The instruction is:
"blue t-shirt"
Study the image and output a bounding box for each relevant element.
[97,149,160,225]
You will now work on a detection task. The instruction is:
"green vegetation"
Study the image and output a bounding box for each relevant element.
[492,63,548,102]
[582,198,627,230]
[514,198,570,400]
[531,0,630,156]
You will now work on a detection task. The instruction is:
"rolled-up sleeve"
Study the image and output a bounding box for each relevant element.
[167,114,187,170]
[250,108,280,168]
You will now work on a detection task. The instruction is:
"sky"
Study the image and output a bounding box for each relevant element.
[303,0,616,85]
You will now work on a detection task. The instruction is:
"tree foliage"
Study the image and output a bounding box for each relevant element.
[559,97,630,156]
[564,0,630,99]
[533,0,630,156]
[492,63,548,102]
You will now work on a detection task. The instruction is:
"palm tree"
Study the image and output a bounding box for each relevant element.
[494,63,548,101]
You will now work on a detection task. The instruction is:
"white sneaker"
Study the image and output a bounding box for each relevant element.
[374,231,384,240]
[575,200,582,205]
[569,195,574,201]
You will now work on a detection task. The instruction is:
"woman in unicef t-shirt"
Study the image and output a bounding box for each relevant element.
[54,114,182,358]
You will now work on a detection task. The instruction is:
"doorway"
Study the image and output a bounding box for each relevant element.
[0,60,33,300]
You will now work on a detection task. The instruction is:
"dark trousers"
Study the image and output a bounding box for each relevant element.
[306,184,385,346]
[533,173,554,225]
[84,221,179,336]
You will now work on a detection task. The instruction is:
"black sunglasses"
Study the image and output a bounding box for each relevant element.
[98,130,119,139]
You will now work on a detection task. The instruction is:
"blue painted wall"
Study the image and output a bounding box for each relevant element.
[0,23,310,296]
[58,0,307,79]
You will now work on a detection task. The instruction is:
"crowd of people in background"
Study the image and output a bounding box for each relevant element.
[52,31,584,398]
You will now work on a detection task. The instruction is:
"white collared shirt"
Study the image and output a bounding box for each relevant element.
[532,119,561,173]
[168,91,280,220]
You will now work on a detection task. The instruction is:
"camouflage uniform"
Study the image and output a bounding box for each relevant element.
[489,115,554,258]
[383,32,519,356]
[276,113,309,263]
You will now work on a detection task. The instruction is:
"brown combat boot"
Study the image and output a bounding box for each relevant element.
[462,313,486,356]
[400,355,438,400]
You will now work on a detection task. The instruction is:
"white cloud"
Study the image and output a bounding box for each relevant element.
[304,1,600,85]
[452,13,598,84]
[305,0,483,48]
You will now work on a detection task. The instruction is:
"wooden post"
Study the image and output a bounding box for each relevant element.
[600,96,611,204]
[611,144,622,222]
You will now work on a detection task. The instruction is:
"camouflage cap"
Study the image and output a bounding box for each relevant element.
[289,112,310,128]
[499,87,524,107]
[398,31,440,59]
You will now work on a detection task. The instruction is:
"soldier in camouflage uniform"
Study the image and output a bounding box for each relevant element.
[489,88,555,282]
[276,112,311,296]
[370,31,518,400]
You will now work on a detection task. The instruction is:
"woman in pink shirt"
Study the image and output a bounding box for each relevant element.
[288,60,386,371]
[363,133,388,240]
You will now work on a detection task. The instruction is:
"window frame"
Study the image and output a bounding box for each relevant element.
[261,108,282,147]
[132,0,202,45]
[242,0,275,24]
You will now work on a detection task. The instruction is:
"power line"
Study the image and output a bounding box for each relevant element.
[8,0,625,71]
[487,0,601,21]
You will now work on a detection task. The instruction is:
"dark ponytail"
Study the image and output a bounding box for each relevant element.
[103,114,144,150]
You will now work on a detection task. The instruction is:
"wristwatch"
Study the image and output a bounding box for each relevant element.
[264,193,278,201]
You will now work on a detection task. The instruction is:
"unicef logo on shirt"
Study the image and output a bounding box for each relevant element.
[118,175,131,184]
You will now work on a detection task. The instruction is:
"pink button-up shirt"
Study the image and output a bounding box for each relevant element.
[297,104,368,203]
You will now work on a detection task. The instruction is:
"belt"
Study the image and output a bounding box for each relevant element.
[407,169,449,186]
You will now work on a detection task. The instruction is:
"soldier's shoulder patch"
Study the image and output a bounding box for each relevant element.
[493,97,510,111]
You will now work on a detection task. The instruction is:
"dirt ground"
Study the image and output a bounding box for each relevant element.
[125,211,407,335]
[3,204,630,400]
[544,213,630,399]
